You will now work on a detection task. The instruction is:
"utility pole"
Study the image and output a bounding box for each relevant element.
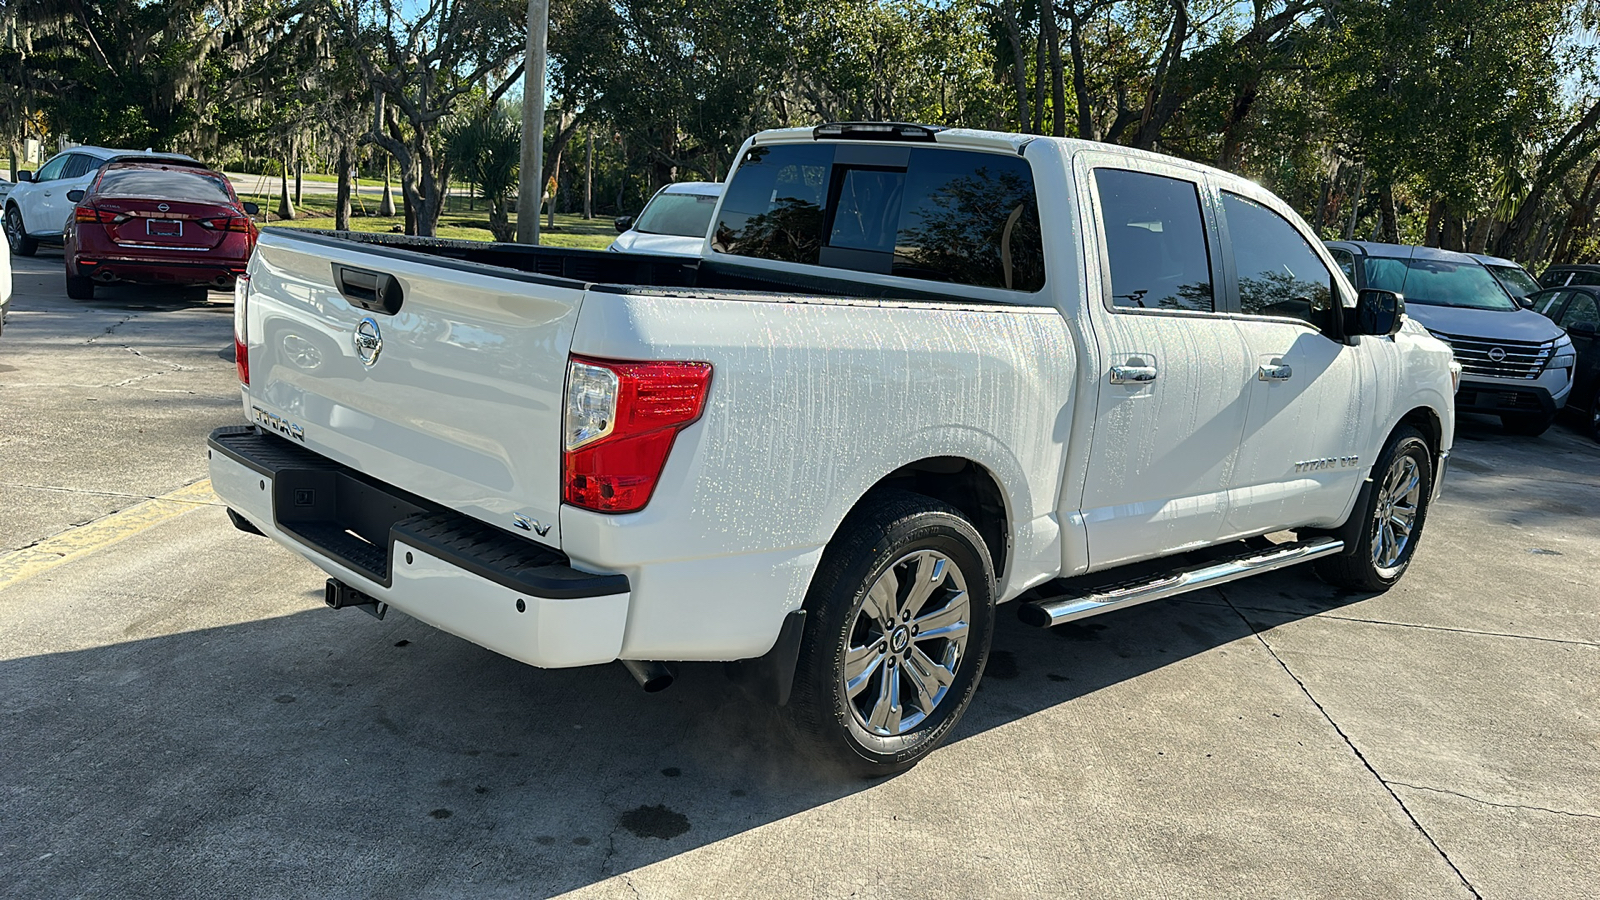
[517,0,550,244]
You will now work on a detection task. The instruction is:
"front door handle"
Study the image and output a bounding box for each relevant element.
[1110,364,1158,384]
[1258,363,1293,382]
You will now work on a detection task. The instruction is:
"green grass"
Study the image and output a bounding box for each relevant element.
[240,191,617,251]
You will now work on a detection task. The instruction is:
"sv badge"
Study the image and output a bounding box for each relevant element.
[512,513,551,536]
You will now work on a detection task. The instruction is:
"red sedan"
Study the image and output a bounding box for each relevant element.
[64,160,259,301]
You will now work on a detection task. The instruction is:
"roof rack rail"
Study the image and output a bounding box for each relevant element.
[812,122,946,142]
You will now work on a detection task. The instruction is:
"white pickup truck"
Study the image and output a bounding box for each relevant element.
[209,123,1456,773]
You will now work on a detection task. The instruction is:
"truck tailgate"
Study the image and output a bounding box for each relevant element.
[245,229,583,547]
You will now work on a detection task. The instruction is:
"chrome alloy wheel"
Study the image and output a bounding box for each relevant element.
[1372,454,1422,573]
[843,550,971,737]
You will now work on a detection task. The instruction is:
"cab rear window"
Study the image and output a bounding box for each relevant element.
[712,143,1045,292]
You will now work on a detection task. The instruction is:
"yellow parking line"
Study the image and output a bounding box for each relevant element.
[0,479,219,593]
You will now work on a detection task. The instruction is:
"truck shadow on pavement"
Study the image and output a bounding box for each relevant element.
[1,567,1374,899]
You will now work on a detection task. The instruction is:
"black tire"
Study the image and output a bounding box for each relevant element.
[785,490,996,776]
[65,273,95,300]
[180,285,212,303]
[1500,412,1554,437]
[5,204,37,257]
[1314,425,1434,593]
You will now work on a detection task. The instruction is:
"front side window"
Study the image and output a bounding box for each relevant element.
[1528,290,1567,317]
[633,190,720,238]
[1221,192,1334,329]
[1486,264,1541,300]
[713,143,1044,292]
[1363,257,1516,311]
[34,154,70,182]
[1329,247,1357,280]
[1093,168,1213,312]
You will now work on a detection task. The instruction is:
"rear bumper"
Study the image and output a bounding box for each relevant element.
[75,255,246,287]
[207,426,631,668]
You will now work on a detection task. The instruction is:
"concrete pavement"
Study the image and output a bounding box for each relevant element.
[1,249,1596,898]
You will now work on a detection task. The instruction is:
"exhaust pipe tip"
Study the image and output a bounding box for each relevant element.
[621,659,676,693]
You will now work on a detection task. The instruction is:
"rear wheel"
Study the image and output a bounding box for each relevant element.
[785,491,995,776]
[1500,412,1554,437]
[65,272,95,300]
[5,205,37,257]
[1315,426,1434,592]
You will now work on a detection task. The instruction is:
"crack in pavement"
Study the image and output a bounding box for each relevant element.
[1388,781,1600,821]
[1178,596,1600,649]
[1215,586,1484,900]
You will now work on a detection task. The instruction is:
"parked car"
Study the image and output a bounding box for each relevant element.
[1470,253,1542,303]
[1329,240,1573,436]
[1527,284,1600,440]
[4,146,197,257]
[0,174,13,205]
[608,182,723,256]
[62,159,259,301]
[0,214,10,337]
[1539,263,1600,289]
[210,122,1454,773]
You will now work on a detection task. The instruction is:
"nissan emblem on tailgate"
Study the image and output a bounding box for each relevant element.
[354,317,382,366]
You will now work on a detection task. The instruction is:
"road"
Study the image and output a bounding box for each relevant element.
[2,250,1597,899]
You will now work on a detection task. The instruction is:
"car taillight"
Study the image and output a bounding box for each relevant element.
[73,206,119,224]
[233,273,250,385]
[563,356,713,513]
[200,217,253,233]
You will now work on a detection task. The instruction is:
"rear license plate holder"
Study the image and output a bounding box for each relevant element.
[147,219,182,237]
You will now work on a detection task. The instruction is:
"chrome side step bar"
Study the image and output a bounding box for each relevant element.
[1017,537,1344,628]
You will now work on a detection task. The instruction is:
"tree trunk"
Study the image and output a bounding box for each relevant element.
[335,141,353,231]
[277,158,295,221]
[1423,198,1444,247]
[1042,3,1066,137]
[518,0,551,244]
[1032,29,1046,135]
[1068,13,1096,141]
[584,129,593,220]
[547,146,562,230]
[1441,211,1465,252]
[293,142,303,207]
[1467,215,1493,254]
[1377,182,1399,244]
[379,156,396,217]
[999,0,1030,132]
[1344,166,1366,240]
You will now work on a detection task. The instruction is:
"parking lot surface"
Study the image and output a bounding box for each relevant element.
[2,249,1596,899]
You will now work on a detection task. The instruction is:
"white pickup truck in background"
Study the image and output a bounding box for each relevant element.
[209,122,1456,773]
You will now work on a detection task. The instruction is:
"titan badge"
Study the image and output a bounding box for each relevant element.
[252,405,306,442]
[1293,455,1360,473]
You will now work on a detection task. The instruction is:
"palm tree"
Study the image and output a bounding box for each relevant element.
[446,104,521,242]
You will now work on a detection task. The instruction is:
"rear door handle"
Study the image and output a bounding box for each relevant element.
[1258,363,1293,382]
[332,264,404,315]
[1109,364,1158,384]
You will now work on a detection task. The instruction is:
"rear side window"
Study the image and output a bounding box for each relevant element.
[61,154,96,179]
[1220,192,1334,329]
[1571,271,1600,286]
[713,143,1045,292]
[1093,169,1213,312]
[94,167,235,204]
[1529,290,1567,317]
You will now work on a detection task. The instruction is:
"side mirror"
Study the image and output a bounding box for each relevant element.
[242,202,260,216]
[16,170,32,183]
[1571,321,1597,337]
[1348,289,1405,337]
[614,215,633,233]
[1517,296,1534,309]
[66,189,84,202]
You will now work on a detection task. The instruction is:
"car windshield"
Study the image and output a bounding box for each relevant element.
[1486,264,1541,300]
[634,191,719,238]
[95,167,234,204]
[1362,257,1516,310]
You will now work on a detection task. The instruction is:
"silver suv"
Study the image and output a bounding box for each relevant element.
[1328,241,1576,436]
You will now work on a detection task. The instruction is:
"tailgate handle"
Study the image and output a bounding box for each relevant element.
[333,264,404,315]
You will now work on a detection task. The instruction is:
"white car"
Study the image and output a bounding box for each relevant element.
[210,123,1455,773]
[0,174,12,205]
[607,182,723,256]
[0,213,11,336]
[4,146,197,257]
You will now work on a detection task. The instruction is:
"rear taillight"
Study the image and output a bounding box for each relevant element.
[233,273,250,385]
[562,356,713,513]
[200,217,253,233]
[73,206,119,224]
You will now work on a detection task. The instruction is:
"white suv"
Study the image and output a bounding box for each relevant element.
[4,146,196,257]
